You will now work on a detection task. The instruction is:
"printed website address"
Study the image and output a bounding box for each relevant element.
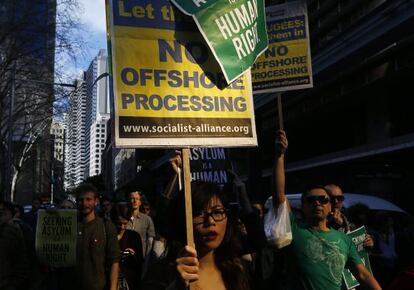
[119,117,253,138]
[123,123,250,135]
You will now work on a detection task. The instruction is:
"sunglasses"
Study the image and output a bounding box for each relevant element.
[331,195,345,202]
[305,195,331,205]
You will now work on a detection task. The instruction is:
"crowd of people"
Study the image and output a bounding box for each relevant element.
[1,131,414,290]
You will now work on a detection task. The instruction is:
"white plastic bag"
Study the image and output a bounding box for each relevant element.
[264,197,292,249]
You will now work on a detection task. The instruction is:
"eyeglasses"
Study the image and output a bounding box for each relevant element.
[305,195,331,205]
[331,195,345,202]
[193,208,227,225]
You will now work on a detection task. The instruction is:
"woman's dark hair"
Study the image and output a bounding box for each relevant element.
[171,181,249,290]
[346,203,370,227]
[0,201,15,216]
[110,202,130,224]
[14,204,24,216]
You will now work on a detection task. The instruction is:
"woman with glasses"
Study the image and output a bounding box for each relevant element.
[142,181,250,290]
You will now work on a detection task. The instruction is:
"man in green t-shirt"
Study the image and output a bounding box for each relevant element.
[273,130,382,290]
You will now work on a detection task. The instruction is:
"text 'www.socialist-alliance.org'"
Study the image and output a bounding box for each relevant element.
[122,123,251,136]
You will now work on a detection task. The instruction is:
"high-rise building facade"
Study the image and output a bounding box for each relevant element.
[85,49,110,178]
[64,74,87,190]
[63,50,110,190]
[50,119,65,196]
[51,120,65,163]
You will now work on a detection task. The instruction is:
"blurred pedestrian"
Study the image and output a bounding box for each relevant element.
[59,199,76,209]
[388,225,414,290]
[0,200,28,290]
[112,203,144,290]
[371,212,398,287]
[23,197,41,233]
[141,201,152,218]
[76,183,120,290]
[100,196,113,222]
[347,203,371,229]
[127,191,155,257]
[13,204,24,220]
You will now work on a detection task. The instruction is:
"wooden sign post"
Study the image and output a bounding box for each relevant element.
[182,148,195,248]
[277,92,284,130]
[182,148,195,289]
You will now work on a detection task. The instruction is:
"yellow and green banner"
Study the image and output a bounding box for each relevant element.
[35,209,77,267]
[171,0,268,84]
[252,0,313,93]
[106,0,257,148]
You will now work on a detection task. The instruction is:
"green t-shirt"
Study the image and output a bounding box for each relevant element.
[287,213,362,290]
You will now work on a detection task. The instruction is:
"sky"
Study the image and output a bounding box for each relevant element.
[58,0,107,80]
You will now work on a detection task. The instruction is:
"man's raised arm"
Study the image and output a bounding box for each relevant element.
[273,130,289,209]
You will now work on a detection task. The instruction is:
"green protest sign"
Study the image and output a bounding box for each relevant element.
[35,209,77,267]
[171,0,269,84]
[343,226,373,289]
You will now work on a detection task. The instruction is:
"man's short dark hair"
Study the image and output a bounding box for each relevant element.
[301,185,332,203]
[75,183,98,198]
[14,204,24,215]
[130,191,141,197]
[101,196,112,203]
[0,201,16,216]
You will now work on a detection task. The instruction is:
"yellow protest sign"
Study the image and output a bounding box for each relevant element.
[252,0,313,93]
[35,209,77,267]
[106,0,257,148]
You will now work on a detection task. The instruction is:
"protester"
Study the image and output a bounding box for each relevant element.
[101,196,113,222]
[127,191,156,257]
[23,197,41,233]
[225,170,270,290]
[59,198,76,209]
[112,203,144,290]
[13,204,24,219]
[141,200,152,217]
[75,183,120,290]
[388,225,414,290]
[0,200,28,290]
[143,181,251,290]
[371,212,398,287]
[325,184,375,249]
[347,203,371,229]
[273,130,382,290]
[252,202,265,220]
